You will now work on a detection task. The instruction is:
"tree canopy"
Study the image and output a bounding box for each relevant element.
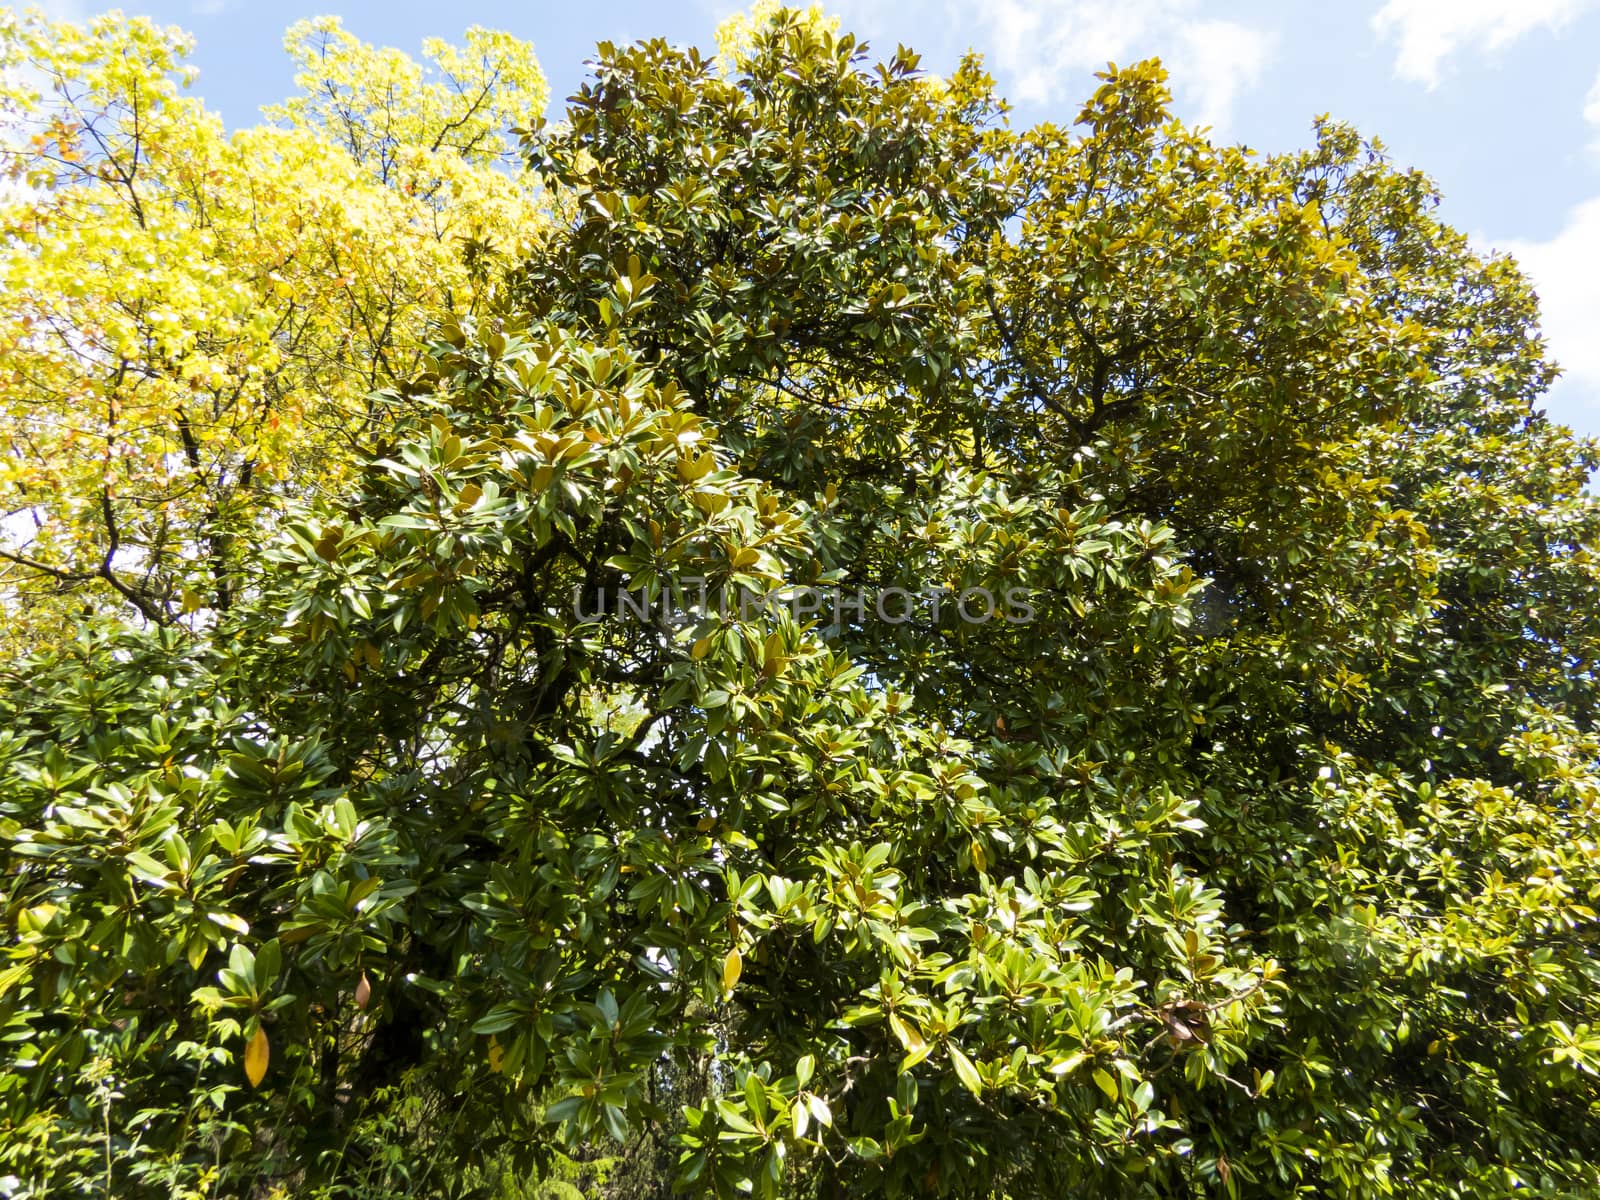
[0,9,545,648]
[3,8,1599,1200]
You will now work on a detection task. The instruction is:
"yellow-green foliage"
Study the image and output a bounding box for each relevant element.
[0,10,546,650]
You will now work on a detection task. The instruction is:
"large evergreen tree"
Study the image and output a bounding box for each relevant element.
[4,10,1599,1198]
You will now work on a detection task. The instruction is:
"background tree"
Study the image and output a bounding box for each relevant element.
[3,8,1599,1200]
[0,10,546,649]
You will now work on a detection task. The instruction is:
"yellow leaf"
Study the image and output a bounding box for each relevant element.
[244,1026,270,1088]
[678,449,715,482]
[722,948,742,996]
[487,1036,504,1073]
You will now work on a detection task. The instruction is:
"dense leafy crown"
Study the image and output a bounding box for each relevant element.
[0,10,545,648]
[3,9,1599,1200]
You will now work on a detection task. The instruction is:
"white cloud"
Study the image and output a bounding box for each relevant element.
[1372,0,1597,88]
[909,0,1275,135]
[975,0,1147,106]
[1501,196,1600,427]
[1172,20,1275,132]
[810,1,1276,134]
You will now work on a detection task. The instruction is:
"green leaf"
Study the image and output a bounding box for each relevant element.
[949,1044,982,1098]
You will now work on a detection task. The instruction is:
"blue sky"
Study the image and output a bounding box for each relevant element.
[38,0,1600,438]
